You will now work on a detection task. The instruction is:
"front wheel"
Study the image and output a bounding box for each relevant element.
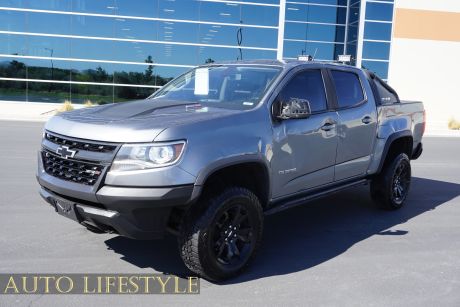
[178,187,263,281]
[371,153,411,210]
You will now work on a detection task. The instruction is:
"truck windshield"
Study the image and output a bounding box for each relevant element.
[150,65,282,110]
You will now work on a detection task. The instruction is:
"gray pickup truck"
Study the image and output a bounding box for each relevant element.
[37,60,425,281]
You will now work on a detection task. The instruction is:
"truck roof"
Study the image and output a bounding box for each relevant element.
[200,59,361,71]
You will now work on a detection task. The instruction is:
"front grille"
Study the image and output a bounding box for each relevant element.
[45,132,117,153]
[42,151,104,186]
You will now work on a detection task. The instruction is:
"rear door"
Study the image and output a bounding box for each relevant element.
[329,69,378,181]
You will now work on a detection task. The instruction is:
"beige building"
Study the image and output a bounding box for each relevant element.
[388,0,460,133]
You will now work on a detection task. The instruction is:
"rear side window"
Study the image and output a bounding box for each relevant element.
[279,70,327,113]
[374,78,398,104]
[331,70,365,108]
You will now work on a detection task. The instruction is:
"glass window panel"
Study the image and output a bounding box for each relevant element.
[113,42,198,65]
[71,83,114,104]
[114,64,155,85]
[286,0,347,5]
[158,0,200,20]
[0,33,28,55]
[72,0,156,17]
[348,5,360,23]
[0,58,27,78]
[199,2,279,27]
[364,22,392,41]
[72,15,115,38]
[198,2,245,25]
[238,0,279,4]
[365,2,394,21]
[154,21,199,44]
[363,41,390,60]
[114,85,153,102]
[28,11,71,35]
[350,0,361,7]
[198,24,277,48]
[0,80,27,102]
[68,38,116,61]
[286,4,346,24]
[0,10,28,32]
[26,58,71,81]
[71,61,114,84]
[152,66,188,86]
[345,42,356,58]
[361,60,388,79]
[197,47,276,64]
[239,4,279,27]
[347,24,358,42]
[25,0,71,11]
[283,41,343,60]
[1,0,25,8]
[330,70,364,108]
[28,35,71,58]
[27,81,71,103]
[285,23,345,42]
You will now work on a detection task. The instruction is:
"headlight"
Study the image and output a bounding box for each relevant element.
[110,141,186,172]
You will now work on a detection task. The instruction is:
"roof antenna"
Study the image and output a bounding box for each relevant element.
[312,48,318,61]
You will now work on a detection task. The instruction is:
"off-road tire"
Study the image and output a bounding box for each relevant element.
[371,153,411,210]
[178,187,263,281]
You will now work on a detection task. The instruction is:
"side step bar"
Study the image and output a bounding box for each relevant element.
[265,179,369,215]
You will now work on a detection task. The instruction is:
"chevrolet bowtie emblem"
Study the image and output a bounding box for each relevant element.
[56,145,77,159]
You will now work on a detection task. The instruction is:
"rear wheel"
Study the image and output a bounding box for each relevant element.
[371,153,411,210]
[178,187,263,281]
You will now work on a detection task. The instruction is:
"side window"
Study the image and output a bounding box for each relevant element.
[374,79,398,104]
[279,70,327,113]
[331,70,365,108]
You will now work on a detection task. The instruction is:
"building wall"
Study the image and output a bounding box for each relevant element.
[359,0,394,81]
[388,0,460,132]
[0,0,280,104]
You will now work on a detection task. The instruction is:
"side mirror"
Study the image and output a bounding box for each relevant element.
[273,97,311,120]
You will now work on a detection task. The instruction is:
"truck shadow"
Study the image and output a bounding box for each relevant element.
[104,177,460,283]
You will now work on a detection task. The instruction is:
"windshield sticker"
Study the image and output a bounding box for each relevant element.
[243,102,254,106]
[194,68,209,95]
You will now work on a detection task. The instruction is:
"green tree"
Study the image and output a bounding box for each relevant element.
[145,55,154,83]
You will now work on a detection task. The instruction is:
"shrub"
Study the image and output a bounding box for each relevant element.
[448,118,460,130]
[56,100,74,113]
[84,99,97,107]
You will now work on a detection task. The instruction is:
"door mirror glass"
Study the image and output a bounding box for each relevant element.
[273,97,311,119]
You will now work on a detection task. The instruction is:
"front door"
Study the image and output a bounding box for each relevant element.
[271,69,338,199]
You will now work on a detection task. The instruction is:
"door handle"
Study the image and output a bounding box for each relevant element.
[321,122,336,131]
[362,116,373,124]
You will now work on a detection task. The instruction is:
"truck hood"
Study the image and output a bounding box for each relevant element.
[45,99,238,142]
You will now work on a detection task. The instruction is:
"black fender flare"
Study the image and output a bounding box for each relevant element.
[189,154,271,203]
[376,130,413,174]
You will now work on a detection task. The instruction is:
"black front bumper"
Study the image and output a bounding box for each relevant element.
[39,184,194,239]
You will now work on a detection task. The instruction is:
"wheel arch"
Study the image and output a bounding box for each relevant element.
[376,130,413,174]
[190,156,271,209]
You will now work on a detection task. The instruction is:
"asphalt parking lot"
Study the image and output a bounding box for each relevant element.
[0,120,459,306]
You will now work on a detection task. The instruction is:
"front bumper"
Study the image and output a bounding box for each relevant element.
[39,184,193,239]
[37,145,196,239]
